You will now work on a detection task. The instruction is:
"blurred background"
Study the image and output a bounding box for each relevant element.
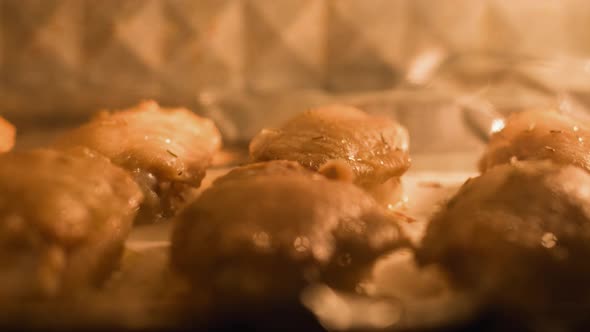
[2,0,590,162]
[2,3,590,330]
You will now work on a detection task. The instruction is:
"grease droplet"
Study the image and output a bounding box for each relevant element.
[490,119,505,133]
[510,156,518,164]
[252,232,271,249]
[294,236,311,252]
[541,232,557,248]
[527,123,536,132]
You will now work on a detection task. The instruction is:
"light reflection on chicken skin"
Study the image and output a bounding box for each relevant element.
[249,105,411,206]
[171,160,406,310]
[0,117,15,153]
[0,148,143,300]
[418,160,590,327]
[55,100,222,224]
[480,110,590,172]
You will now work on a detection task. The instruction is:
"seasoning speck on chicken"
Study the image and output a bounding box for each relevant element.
[0,117,15,153]
[54,100,222,224]
[171,160,407,313]
[480,110,590,172]
[0,148,143,301]
[418,160,590,328]
[249,105,411,205]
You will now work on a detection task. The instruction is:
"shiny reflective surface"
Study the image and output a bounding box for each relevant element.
[250,105,411,205]
[0,117,15,153]
[419,160,590,329]
[480,110,590,172]
[170,160,407,317]
[0,161,477,330]
[54,101,222,224]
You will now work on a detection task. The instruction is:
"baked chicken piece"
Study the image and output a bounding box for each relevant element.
[171,160,406,312]
[55,100,222,224]
[0,116,16,153]
[418,160,590,328]
[480,110,590,172]
[249,105,411,206]
[0,148,143,300]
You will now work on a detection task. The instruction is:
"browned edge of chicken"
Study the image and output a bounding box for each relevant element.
[479,109,590,173]
[53,100,222,224]
[249,105,411,206]
[170,160,409,317]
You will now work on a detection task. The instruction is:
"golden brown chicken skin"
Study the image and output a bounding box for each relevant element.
[418,160,590,327]
[0,117,15,153]
[480,110,590,172]
[55,100,222,224]
[171,160,406,311]
[0,148,143,300]
[249,105,411,205]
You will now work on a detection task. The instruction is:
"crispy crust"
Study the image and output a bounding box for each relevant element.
[55,101,222,223]
[480,110,590,172]
[171,160,406,306]
[419,160,590,322]
[249,105,410,203]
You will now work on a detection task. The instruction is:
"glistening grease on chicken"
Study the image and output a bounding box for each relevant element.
[0,117,15,153]
[171,160,407,313]
[480,110,590,172]
[0,148,143,301]
[418,160,590,329]
[249,105,410,206]
[54,101,222,224]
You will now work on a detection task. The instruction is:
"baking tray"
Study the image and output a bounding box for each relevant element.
[8,62,590,330]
